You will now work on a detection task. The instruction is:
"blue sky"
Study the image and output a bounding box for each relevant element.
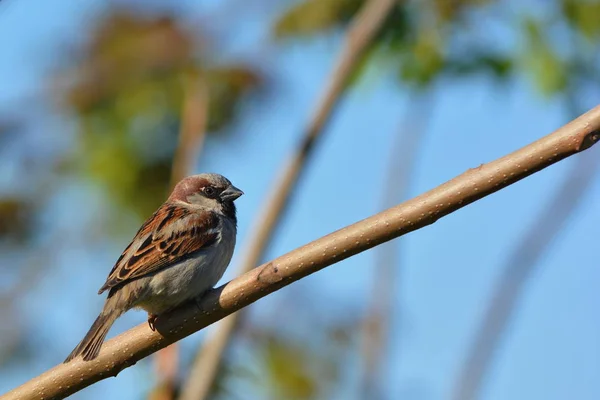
[1,1,599,399]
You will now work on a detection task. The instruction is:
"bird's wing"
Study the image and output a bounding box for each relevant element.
[98,202,220,294]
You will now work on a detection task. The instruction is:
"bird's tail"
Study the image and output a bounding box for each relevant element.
[64,307,120,362]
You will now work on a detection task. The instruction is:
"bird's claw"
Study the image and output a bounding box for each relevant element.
[148,314,158,331]
[194,294,207,313]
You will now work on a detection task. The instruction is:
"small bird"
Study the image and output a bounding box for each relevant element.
[65,173,243,362]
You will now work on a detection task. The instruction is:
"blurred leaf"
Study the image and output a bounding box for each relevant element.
[344,4,410,87]
[445,53,513,79]
[255,325,353,399]
[205,66,262,132]
[274,0,362,38]
[433,0,492,22]
[77,116,174,218]
[274,0,503,88]
[0,198,33,243]
[65,13,194,115]
[561,0,600,40]
[219,308,356,400]
[375,2,410,47]
[147,382,180,400]
[399,27,445,87]
[521,17,567,96]
[208,355,255,400]
[264,336,317,399]
[55,9,261,218]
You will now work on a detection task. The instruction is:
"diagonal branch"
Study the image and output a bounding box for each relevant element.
[3,104,600,400]
[450,148,600,400]
[179,1,399,399]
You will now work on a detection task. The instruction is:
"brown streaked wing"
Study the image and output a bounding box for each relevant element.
[98,203,220,294]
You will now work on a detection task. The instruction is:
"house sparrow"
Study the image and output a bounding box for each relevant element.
[64,173,243,362]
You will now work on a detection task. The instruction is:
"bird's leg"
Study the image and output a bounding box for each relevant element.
[147,313,158,331]
[194,291,209,313]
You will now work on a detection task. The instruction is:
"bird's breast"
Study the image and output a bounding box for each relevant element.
[139,216,237,314]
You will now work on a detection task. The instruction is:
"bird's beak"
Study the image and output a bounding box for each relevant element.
[220,185,244,202]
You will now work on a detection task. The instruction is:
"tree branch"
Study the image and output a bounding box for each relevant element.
[450,107,600,400]
[450,44,599,397]
[179,0,399,399]
[3,105,600,400]
[450,148,600,400]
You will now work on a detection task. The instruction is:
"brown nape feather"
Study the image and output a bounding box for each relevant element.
[64,308,119,362]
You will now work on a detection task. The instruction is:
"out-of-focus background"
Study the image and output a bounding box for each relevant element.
[1,0,599,399]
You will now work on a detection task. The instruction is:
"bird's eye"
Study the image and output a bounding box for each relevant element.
[203,187,216,196]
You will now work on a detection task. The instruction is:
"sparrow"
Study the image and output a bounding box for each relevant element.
[64,173,243,362]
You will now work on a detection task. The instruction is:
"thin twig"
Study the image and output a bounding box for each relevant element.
[179,1,399,399]
[151,74,209,400]
[360,91,433,398]
[4,104,599,400]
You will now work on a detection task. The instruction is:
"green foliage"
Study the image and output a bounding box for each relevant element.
[520,17,567,96]
[397,26,445,87]
[272,0,599,94]
[445,53,513,80]
[561,0,600,41]
[208,311,354,400]
[57,10,261,218]
[263,336,319,398]
[3,0,600,396]
[432,0,492,22]
[255,323,352,399]
[274,0,362,38]
[204,67,262,132]
[273,0,500,88]
[65,14,194,116]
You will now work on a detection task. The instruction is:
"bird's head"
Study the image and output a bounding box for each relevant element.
[169,173,243,219]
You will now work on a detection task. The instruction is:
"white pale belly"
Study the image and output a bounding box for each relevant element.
[137,217,236,315]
